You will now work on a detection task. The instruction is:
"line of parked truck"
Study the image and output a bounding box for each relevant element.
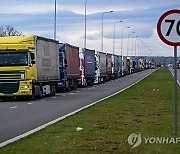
[0,35,154,100]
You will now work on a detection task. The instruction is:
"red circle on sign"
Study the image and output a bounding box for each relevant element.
[157,9,180,46]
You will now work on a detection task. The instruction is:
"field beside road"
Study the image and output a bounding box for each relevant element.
[0,69,180,153]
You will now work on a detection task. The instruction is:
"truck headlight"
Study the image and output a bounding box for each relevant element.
[22,85,29,89]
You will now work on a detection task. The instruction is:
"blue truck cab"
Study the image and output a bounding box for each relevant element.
[57,44,68,91]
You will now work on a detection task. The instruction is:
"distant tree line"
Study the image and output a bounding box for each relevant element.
[0,25,22,37]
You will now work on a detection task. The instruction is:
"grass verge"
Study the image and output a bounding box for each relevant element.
[0,69,180,153]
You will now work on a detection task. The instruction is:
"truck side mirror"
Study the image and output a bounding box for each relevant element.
[31,53,35,60]
[64,59,67,64]
[64,59,68,67]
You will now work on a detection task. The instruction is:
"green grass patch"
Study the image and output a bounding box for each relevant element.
[1,69,180,153]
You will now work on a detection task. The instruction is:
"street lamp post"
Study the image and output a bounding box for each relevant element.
[137,38,141,57]
[127,31,135,56]
[54,0,57,40]
[142,43,147,57]
[131,32,135,56]
[121,27,130,56]
[140,40,143,58]
[134,36,138,56]
[101,11,114,52]
[84,0,87,48]
[127,33,130,56]
[113,20,123,55]
[139,41,141,57]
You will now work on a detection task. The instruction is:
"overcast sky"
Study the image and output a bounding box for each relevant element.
[0,0,180,56]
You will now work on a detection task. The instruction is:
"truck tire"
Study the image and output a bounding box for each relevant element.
[91,79,94,86]
[38,85,43,99]
[73,79,78,90]
[28,88,35,101]
[66,86,70,92]
[50,83,56,96]
[52,84,56,96]
[65,81,70,92]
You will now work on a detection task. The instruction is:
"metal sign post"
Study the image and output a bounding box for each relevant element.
[174,46,177,136]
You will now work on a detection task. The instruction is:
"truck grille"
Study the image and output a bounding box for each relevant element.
[0,82,19,94]
[0,71,25,80]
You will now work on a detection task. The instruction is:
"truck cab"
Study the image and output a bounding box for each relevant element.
[0,35,59,100]
[57,45,68,91]
[0,36,36,99]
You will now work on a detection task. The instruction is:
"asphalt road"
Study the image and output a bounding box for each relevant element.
[0,69,154,145]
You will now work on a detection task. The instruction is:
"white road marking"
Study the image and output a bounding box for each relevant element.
[27,102,33,105]
[0,70,156,148]
[10,106,18,109]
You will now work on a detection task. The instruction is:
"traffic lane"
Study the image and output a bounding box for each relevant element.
[0,69,154,144]
[169,68,180,84]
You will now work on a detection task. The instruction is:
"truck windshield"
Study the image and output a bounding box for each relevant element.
[0,51,28,66]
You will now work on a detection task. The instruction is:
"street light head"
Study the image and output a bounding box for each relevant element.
[114,20,123,24]
[109,11,114,13]
[127,27,130,28]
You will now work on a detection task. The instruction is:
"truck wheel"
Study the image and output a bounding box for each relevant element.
[65,81,70,92]
[52,85,56,96]
[28,88,35,101]
[73,80,78,90]
[66,86,70,92]
[50,83,56,96]
[91,80,94,86]
[38,85,43,99]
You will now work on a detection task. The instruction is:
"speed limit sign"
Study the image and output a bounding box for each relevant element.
[157,9,180,46]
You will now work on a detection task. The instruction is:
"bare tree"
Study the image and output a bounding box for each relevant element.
[0,25,22,37]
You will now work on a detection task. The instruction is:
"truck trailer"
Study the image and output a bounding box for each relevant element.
[57,43,80,92]
[132,57,139,73]
[79,48,96,86]
[113,54,121,79]
[122,56,127,76]
[0,35,59,100]
[117,55,122,78]
[106,53,113,80]
[94,51,107,83]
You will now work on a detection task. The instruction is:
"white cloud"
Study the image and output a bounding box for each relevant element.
[0,3,54,14]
